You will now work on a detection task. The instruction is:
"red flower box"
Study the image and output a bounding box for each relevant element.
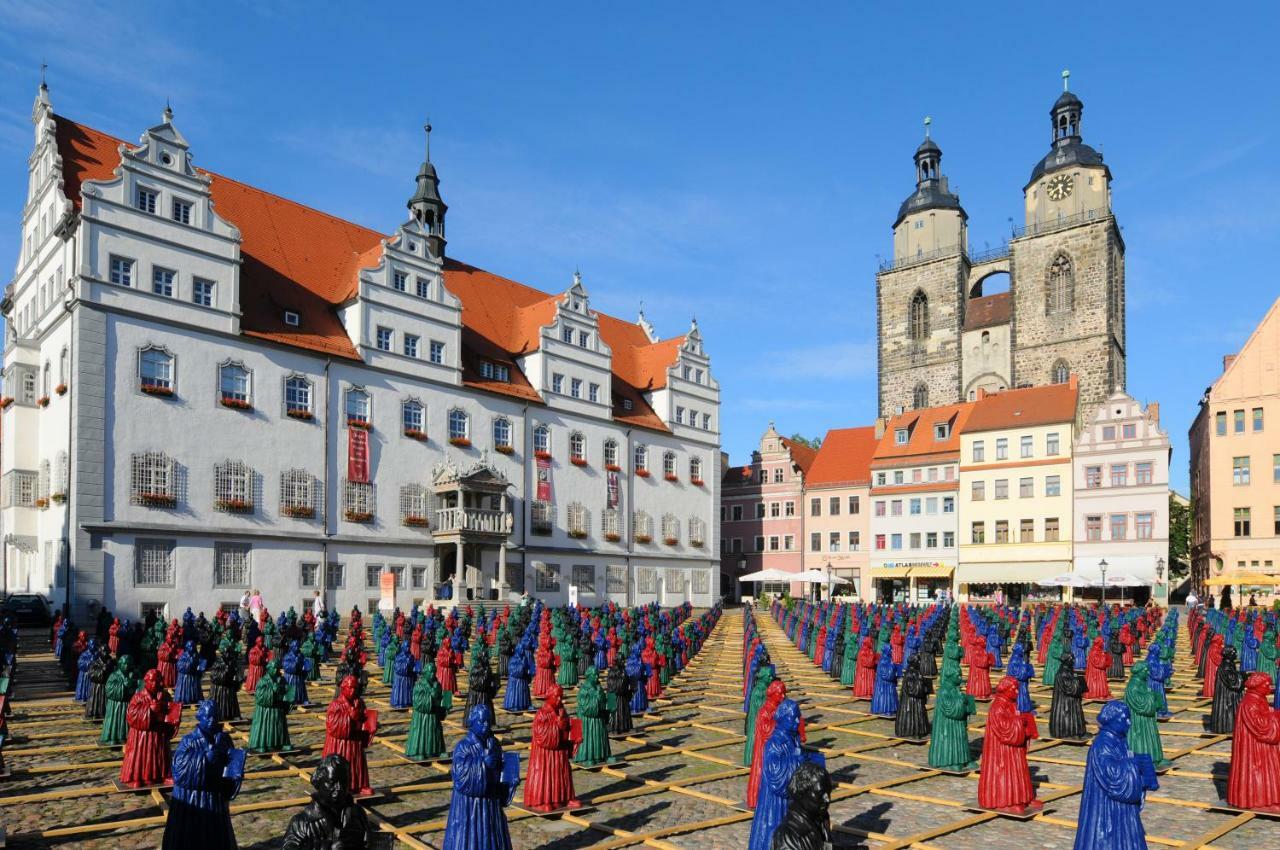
[50,493,67,504]
[55,384,68,396]
[634,534,653,544]
[220,396,253,411]
[448,437,472,448]
[36,396,50,408]
[344,510,373,523]
[216,498,255,513]
[570,457,589,467]
[0,397,12,408]
[34,497,49,509]
[494,445,515,455]
[403,429,428,441]
[664,474,679,482]
[286,408,314,421]
[141,385,174,397]
[690,539,705,548]
[347,418,370,430]
[663,537,679,546]
[403,516,431,528]
[534,451,553,461]
[568,529,588,539]
[281,505,315,519]
[605,464,622,472]
[604,532,622,543]
[691,478,705,486]
[138,492,177,508]
[635,469,651,478]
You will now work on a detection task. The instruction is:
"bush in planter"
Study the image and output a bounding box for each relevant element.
[534,451,553,461]
[663,536,679,546]
[138,492,177,508]
[55,383,68,396]
[690,478,705,486]
[570,458,589,467]
[34,497,49,509]
[634,469,651,478]
[220,396,253,411]
[216,498,255,513]
[605,464,622,472]
[141,385,174,397]
[36,396,50,407]
[347,418,370,430]
[664,474,679,482]
[50,493,67,504]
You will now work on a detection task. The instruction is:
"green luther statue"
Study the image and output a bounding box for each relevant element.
[743,663,775,767]
[248,661,292,753]
[1123,661,1168,769]
[100,655,139,746]
[928,668,977,772]
[573,667,612,765]
[404,663,448,760]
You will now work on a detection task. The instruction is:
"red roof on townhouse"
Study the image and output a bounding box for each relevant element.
[806,426,878,486]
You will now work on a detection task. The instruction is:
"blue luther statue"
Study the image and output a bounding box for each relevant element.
[162,699,243,849]
[1073,700,1158,850]
[748,698,805,850]
[441,704,520,850]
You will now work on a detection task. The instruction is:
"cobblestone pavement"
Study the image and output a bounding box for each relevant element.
[0,611,1268,848]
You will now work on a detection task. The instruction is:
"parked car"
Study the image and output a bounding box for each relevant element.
[2,593,53,626]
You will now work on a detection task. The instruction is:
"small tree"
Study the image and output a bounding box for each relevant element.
[787,433,823,450]
[1168,494,1191,581]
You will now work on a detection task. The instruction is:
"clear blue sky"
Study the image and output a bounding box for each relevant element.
[2,2,1277,493]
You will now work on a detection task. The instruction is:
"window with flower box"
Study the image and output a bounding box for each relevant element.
[139,346,174,396]
[533,425,551,458]
[688,517,706,548]
[663,451,677,481]
[493,418,513,453]
[279,469,317,518]
[531,500,555,535]
[569,432,587,465]
[342,479,375,523]
[402,400,426,439]
[218,362,251,410]
[284,376,313,420]
[567,502,589,538]
[661,514,680,546]
[134,539,175,586]
[602,508,622,542]
[400,483,430,528]
[214,543,251,587]
[213,460,255,513]
[634,444,649,476]
[52,451,68,503]
[131,452,176,508]
[0,470,35,508]
[448,409,470,446]
[633,511,653,543]
[345,387,371,428]
[603,440,619,470]
[690,457,704,485]
[36,460,50,509]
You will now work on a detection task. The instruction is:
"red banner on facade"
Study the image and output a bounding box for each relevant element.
[348,428,370,483]
[536,455,552,502]
[607,470,619,508]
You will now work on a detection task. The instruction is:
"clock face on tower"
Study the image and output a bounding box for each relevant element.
[1046,173,1074,201]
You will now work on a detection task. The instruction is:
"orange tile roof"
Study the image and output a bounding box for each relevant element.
[963,292,1011,332]
[779,437,819,476]
[806,426,878,487]
[961,378,1079,434]
[871,402,974,464]
[54,116,684,430]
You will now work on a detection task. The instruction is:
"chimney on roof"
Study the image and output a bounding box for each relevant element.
[1223,354,1237,373]
[976,387,987,400]
[874,417,887,439]
[1069,374,1079,391]
[1147,402,1160,426]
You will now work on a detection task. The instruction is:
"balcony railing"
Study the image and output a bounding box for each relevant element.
[1012,208,1109,239]
[435,506,511,535]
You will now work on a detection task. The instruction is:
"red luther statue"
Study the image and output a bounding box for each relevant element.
[852,637,877,700]
[977,676,1041,814]
[1085,637,1112,701]
[120,668,180,788]
[323,674,377,796]
[523,685,580,812]
[1226,672,1280,812]
[966,637,994,700]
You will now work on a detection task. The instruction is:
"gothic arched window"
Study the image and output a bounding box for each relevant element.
[908,290,928,341]
[1051,359,1070,385]
[1046,253,1074,315]
[912,383,928,410]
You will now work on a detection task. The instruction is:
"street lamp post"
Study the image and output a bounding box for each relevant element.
[1156,556,1165,604]
[1099,558,1109,606]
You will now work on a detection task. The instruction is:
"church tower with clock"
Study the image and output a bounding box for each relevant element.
[876,72,1125,426]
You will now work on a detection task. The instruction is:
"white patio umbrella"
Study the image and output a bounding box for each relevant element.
[738,568,797,582]
[792,569,852,584]
[1036,573,1092,588]
[1090,574,1147,604]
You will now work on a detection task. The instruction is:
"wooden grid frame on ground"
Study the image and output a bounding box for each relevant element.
[0,611,1261,849]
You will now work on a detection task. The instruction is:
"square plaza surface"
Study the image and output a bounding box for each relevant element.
[0,610,1257,849]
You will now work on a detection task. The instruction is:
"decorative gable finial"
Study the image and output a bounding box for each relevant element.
[40,60,47,89]
[1062,68,1070,91]
[424,118,432,162]
[573,267,582,287]
[923,115,931,138]
[163,98,173,124]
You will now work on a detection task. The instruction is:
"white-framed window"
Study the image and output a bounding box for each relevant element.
[416,277,430,299]
[552,374,564,394]
[572,564,596,593]
[570,378,582,398]
[214,543,251,587]
[218,361,250,405]
[301,563,320,588]
[637,566,657,594]
[192,278,215,307]
[171,198,192,225]
[1046,432,1060,455]
[134,539,174,586]
[213,459,254,513]
[569,432,586,463]
[284,375,312,418]
[633,510,654,542]
[663,451,677,479]
[895,428,908,445]
[533,424,551,455]
[661,513,680,545]
[135,187,158,214]
[402,399,425,436]
[399,483,429,527]
[588,383,599,403]
[604,440,619,468]
[284,310,300,326]
[690,456,703,482]
[403,334,420,358]
[688,517,706,547]
[280,468,317,518]
[481,361,511,382]
[531,500,555,534]
[448,408,469,442]
[1020,435,1033,458]
[392,270,407,292]
[152,266,175,297]
[675,406,684,424]
[535,562,560,592]
[567,502,589,537]
[602,508,622,539]
[607,564,627,593]
[345,387,370,426]
[342,479,375,522]
[411,565,429,589]
[634,444,649,473]
[366,564,383,588]
[109,255,134,286]
[429,340,445,364]
[53,450,68,499]
[375,326,393,351]
[130,451,176,507]
[493,417,512,450]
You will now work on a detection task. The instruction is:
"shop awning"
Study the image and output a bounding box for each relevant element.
[1204,572,1280,587]
[868,565,911,579]
[909,564,954,579]
[956,561,1070,584]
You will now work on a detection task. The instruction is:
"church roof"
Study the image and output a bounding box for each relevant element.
[53,115,682,432]
[1027,139,1108,185]
[894,182,965,229]
[963,292,1011,332]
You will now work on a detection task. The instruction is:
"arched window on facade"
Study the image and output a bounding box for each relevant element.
[908,290,928,342]
[1046,253,1074,314]
[533,424,550,456]
[912,383,928,409]
[1051,359,1070,384]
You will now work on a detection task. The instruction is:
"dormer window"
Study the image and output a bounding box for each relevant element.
[480,361,510,382]
[160,152,174,166]
[135,187,158,214]
[934,423,950,440]
[171,199,192,225]
[622,399,633,411]
[894,428,909,445]
[284,310,300,327]
[561,326,574,344]
[578,331,589,348]
[392,271,407,292]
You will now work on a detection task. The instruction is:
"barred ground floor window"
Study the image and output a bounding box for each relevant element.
[535,562,560,592]
[571,564,596,594]
[637,566,657,594]
[692,569,710,594]
[214,543,251,587]
[135,539,176,586]
[607,565,627,594]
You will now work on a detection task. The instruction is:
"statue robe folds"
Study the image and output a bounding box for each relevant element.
[441,725,514,850]
[747,708,804,850]
[1049,654,1088,740]
[929,676,977,771]
[524,701,576,809]
[1226,674,1280,810]
[162,729,241,849]
[894,662,931,740]
[120,691,177,787]
[977,681,1038,810]
[323,696,373,795]
[1073,707,1156,850]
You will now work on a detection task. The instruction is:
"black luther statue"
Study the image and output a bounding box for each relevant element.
[1049,651,1088,741]
[1209,644,1245,734]
[282,754,370,850]
[894,655,931,740]
[769,761,832,850]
